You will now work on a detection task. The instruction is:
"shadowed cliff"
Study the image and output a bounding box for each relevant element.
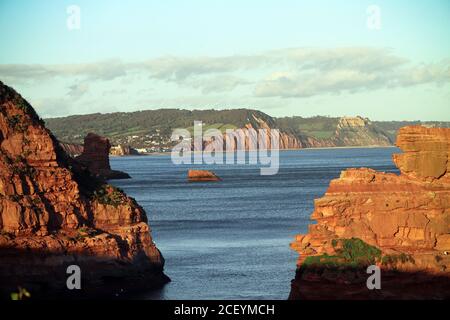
[0,81,169,299]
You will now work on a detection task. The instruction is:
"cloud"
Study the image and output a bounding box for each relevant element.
[32,98,75,118]
[189,75,251,94]
[0,59,127,83]
[66,83,89,100]
[254,55,450,98]
[1,47,449,99]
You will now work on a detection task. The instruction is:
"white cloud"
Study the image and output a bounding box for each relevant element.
[66,83,89,99]
[0,47,449,100]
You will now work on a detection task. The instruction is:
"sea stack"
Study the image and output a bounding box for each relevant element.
[290,126,450,300]
[0,81,169,298]
[188,170,221,182]
[75,133,131,180]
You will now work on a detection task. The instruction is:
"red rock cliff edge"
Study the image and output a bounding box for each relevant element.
[0,81,169,298]
[290,126,450,299]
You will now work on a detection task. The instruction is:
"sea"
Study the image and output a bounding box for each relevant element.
[110,147,399,300]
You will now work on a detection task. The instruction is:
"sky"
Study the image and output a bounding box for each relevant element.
[0,0,449,121]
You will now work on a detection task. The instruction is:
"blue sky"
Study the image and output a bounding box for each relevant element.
[0,0,449,120]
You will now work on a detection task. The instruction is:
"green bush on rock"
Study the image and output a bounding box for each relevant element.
[303,238,382,268]
[92,184,127,207]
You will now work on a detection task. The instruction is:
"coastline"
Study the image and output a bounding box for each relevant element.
[111,145,397,157]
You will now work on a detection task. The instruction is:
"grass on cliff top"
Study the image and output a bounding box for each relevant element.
[303,238,382,268]
[303,238,416,269]
[92,184,127,207]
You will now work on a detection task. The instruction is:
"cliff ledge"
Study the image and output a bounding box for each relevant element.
[290,126,450,299]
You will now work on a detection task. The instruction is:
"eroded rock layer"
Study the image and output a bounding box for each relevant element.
[0,81,169,298]
[59,142,84,157]
[290,126,450,299]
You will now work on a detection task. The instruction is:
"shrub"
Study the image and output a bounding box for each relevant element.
[17,100,29,112]
[303,238,382,268]
[74,226,99,240]
[381,253,415,266]
[10,287,31,300]
[7,114,27,132]
[92,184,127,207]
[338,238,382,266]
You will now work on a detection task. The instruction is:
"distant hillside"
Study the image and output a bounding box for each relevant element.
[44,108,450,151]
[373,121,450,142]
[275,116,338,140]
[46,109,272,145]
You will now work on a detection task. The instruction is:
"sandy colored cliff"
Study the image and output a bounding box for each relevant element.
[290,126,450,299]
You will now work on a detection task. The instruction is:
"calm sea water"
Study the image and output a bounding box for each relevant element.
[110,147,399,300]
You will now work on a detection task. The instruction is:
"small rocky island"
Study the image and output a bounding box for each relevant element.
[290,126,450,299]
[0,81,169,298]
[188,170,221,182]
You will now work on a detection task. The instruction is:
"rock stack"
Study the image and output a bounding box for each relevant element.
[76,133,131,180]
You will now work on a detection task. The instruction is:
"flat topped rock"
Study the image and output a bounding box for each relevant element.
[289,125,450,300]
[188,170,221,182]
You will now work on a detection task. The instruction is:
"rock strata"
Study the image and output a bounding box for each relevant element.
[0,81,169,298]
[333,116,392,146]
[59,142,84,157]
[290,126,450,299]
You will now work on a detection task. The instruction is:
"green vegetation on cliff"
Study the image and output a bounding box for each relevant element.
[45,109,272,144]
[44,108,450,149]
[303,238,382,268]
[302,238,416,270]
[275,116,338,140]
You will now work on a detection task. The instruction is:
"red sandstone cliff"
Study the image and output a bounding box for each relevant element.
[203,115,391,152]
[59,142,84,157]
[290,126,450,300]
[0,81,169,298]
[200,114,302,152]
[75,133,131,180]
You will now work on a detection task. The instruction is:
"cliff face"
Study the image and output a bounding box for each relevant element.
[332,116,393,147]
[59,142,84,157]
[199,115,392,152]
[75,133,131,180]
[110,145,140,156]
[290,126,450,300]
[0,81,168,298]
[201,114,302,151]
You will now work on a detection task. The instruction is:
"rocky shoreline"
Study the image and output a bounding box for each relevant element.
[290,126,450,299]
[0,81,169,299]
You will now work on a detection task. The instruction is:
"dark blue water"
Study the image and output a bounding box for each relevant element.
[110,148,399,300]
